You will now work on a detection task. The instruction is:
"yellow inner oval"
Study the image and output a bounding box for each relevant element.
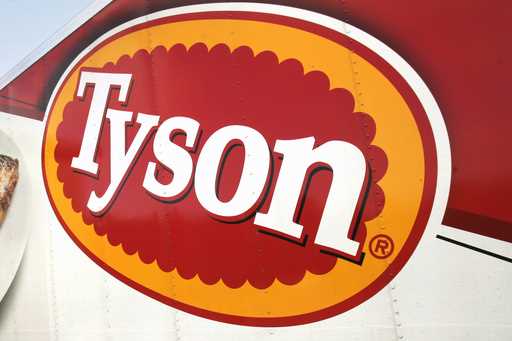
[44,18,425,318]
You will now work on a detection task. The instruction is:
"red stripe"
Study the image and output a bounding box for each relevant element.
[443,208,512,243]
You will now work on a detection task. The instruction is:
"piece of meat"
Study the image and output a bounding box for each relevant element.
[0,155,19,224]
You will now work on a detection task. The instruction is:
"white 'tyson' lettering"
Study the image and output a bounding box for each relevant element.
[71,71,367,256]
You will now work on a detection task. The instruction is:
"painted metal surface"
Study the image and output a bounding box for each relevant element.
[0,1,510,340]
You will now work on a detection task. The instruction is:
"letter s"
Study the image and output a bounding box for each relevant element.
[143,116,200,200]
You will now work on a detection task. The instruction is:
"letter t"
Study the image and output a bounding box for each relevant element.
[71,71,133,175]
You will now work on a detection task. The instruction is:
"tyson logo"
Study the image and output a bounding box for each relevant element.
[71,68,368,257]
[42,3,450,326]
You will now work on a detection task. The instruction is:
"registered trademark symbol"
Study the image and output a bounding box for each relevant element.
[369,234,394,259]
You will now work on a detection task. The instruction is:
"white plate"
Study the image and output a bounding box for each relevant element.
[0,129,31,301]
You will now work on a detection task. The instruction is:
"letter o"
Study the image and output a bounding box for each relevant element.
[195,125,270,218]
